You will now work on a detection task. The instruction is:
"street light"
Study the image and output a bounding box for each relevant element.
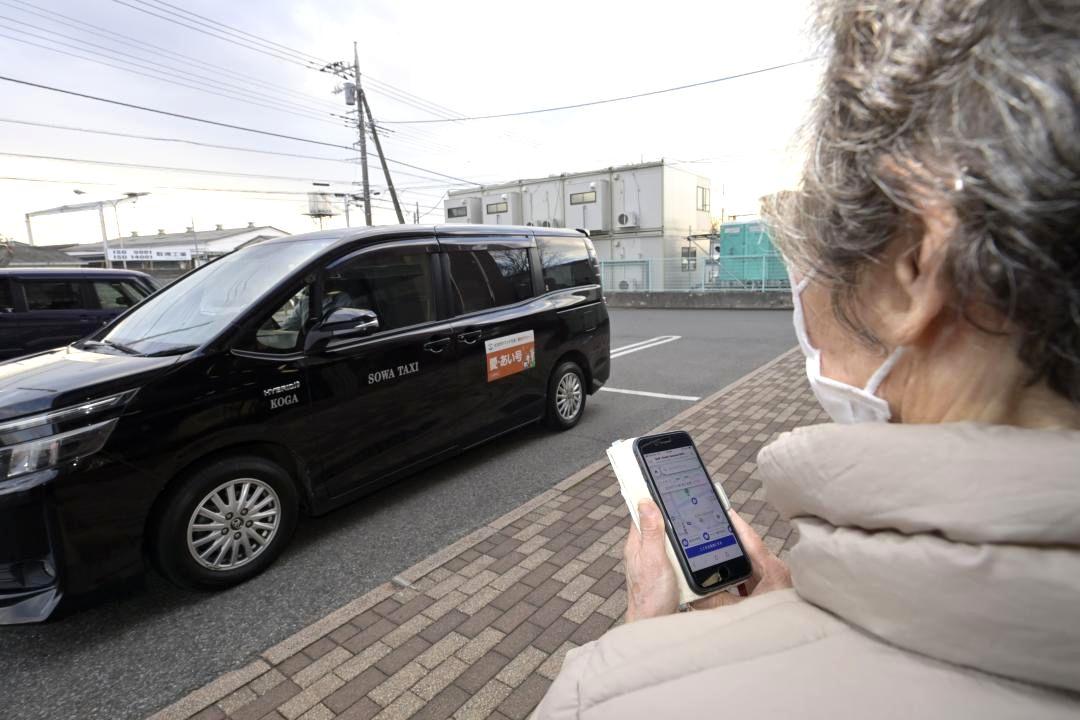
[24,192,149,268]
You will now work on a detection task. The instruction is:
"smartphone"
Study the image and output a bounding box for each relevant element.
[633,431,752,594]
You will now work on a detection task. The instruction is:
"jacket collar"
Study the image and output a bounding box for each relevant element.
[758,422,1080,694]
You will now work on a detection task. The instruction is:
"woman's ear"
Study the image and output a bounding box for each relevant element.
[867,203,954,347]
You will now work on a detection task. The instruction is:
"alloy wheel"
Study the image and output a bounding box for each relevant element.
[186,478,280,571]
[555,371,583,421]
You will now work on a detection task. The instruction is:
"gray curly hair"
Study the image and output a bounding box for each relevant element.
[767,0,1080,403]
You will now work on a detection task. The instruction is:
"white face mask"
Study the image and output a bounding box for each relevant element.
[791,274,903,423]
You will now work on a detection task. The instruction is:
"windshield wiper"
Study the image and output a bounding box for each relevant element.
[143,345,200,357]
[84,339,141,355]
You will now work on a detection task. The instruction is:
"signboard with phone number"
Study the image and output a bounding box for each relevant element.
[485,330,536,382]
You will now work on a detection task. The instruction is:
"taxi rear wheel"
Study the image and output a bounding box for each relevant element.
[545,361,586,430]
[153,455,299,590]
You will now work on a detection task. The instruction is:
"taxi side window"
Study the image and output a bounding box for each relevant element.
[325,250,435,332]
[537,236,596,291]
[251,285,310,353]
[447,249,532,315]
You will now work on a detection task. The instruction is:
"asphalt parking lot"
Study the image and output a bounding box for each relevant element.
[0,307,795,720]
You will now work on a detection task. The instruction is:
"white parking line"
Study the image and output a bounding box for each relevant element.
[600,387,701,402]
[610,336,669,354]
[610,335,681,358]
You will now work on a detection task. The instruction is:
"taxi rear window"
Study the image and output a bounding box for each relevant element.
[448,249,533,315]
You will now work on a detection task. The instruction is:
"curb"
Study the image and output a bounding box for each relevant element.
[147,345,800,720]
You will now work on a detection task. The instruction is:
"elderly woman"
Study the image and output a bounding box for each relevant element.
[536,0,1079,717]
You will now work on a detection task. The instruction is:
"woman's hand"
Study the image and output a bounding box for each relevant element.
[623,499,793,622]
[623,500,680,622]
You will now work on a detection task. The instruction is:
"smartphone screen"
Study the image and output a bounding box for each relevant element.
[636,433,751,591]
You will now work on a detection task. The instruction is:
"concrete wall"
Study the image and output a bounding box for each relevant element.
[605,291,793,310]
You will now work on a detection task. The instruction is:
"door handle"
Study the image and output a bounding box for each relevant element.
[423,337,451,354]
[459,330,482,345]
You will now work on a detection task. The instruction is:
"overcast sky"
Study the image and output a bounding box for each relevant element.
[1,0,821,246]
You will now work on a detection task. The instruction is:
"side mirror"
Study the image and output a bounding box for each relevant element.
[324,307,379,336]
[305,308,379,352]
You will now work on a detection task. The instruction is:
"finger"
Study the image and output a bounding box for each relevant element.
[729,510,766,556]
[728,511,769,591]
[637,499,666,542]
[690,589,744,610]
[623,521,641,562]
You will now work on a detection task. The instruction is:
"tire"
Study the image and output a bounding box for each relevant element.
[152,455,299,590]
[545,360,587,431]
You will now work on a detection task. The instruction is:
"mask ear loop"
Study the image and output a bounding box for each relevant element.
[863,346,904,394]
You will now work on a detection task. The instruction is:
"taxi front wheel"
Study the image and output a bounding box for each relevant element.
[152,455,299,590]
[546,361,587,430]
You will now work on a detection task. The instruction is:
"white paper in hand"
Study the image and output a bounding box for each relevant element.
[606,437,732,605]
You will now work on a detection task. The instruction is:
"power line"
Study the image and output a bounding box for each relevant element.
[0,35,337,127]
[381,57,823,123]
[107,0,545,153]
[113,0,543,149]
[0,75,478,185]
[0,117,466,185]
[143,0,329,65]
[2,0,341,111]
[0,14,338,123]
[1,150,388,187]
[0,174,401,209]
[417,192,448,221]
[111,0,323,72]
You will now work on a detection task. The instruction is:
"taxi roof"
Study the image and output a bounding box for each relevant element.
[258,224,586,253]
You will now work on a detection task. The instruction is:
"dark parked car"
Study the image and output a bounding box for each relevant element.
[0,225,610,623]
[0,267,158,361]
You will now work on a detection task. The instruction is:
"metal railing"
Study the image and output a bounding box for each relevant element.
[600,255,790,293]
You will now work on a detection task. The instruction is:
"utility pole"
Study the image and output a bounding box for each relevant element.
[415,201,420,224]
[353,43,372,226]
[98,205,110,268]
[325,46,404,225]
[362,92,405,224]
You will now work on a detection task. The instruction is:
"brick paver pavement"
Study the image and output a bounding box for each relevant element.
[149,348,825,720]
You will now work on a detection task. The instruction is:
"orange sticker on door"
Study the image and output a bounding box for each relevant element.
[485,330,536,382]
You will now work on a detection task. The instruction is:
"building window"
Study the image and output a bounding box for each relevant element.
[569,191,597,205]
[696,186,711,212]
[681,246,697,272]
[486,201,509,215]
[447,206,468,219]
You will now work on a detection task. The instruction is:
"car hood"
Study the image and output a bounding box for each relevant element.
[0,346,182,422]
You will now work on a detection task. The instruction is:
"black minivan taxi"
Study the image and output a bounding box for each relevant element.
[0,267,158,362]
[0,225,609,623]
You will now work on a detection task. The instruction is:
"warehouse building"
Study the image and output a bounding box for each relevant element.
[445,160,713,291]
[64,223,288,281]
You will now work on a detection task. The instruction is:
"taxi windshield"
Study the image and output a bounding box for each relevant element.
[98,238,333,356]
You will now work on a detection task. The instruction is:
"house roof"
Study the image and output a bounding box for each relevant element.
[65,225,289,256]
[1,241,85,266]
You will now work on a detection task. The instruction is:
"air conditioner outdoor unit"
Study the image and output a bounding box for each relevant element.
[616,211,638,228]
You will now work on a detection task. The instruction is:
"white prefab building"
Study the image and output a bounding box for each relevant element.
[446,160,713,291]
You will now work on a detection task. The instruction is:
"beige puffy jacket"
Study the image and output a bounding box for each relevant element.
[535,422,1080,719]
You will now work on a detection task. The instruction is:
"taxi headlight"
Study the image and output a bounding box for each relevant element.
[0,391,135,482]
[0,419,119,481]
